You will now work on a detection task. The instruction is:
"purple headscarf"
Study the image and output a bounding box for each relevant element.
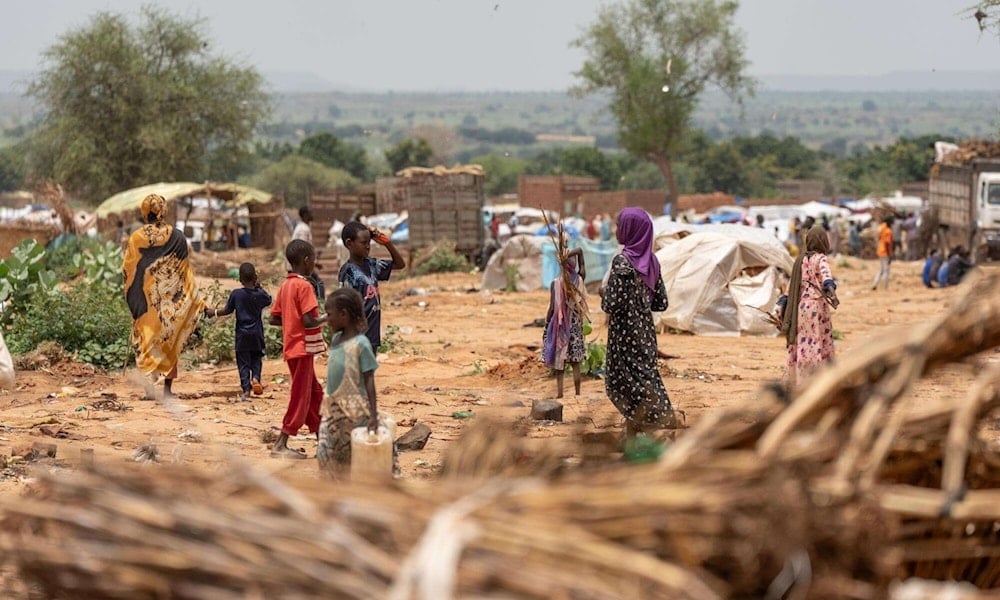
[617,208,660,292]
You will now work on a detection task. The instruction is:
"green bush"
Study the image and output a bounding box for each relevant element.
[46,235,90,281]
[0,239,57,327]
[411,241,470,276]
[8,283,131,370]
[581,340,606,376]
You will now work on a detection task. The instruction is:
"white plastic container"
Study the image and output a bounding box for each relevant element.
[381,412,397,440]
[351,422,393,483]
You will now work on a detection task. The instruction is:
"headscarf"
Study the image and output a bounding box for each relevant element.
[781,225,831,346]
[141,194,166,225]
[617,207,660,292]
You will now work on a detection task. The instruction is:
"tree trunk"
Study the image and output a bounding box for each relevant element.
[652,155,678,219]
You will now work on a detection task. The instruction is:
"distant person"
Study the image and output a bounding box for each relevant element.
[317,287,396,477]
[203,262,272,402]
[939,246,974,287]
[338,221,406,352]
[871,215,894,291]
[123,194,204,400]
[779,225,839,389]
[601,208,676,436]
[903,212,920,260]
[289,207,325,302]
[490,213,501,241]
[848,220,862,257]
[755,214,765,228]
[922,249,944,288]
[599,213,612,241]
[269,240,326,459]
[828,217,842,255]
[237,226,252,248]
[891,213,903,257]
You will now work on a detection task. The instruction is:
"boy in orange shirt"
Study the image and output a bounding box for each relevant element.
[871,215,894,290]
[269,239,326,459]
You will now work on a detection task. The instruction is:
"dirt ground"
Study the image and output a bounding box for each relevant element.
[0,254,995,493]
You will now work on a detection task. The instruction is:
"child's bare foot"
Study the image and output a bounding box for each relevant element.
[251,379,264,395]
[270,447,307,460]
[270,433,306,459]
[239,391,250,402]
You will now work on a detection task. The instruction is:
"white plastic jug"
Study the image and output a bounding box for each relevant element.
[381,412,397,440]
[351,423,393,483]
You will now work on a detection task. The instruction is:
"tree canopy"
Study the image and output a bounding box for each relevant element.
[298,132,369,180]
[384,138,433,174]
[572,0,755,212]
[246,155,358,208]
[26,6,270,203]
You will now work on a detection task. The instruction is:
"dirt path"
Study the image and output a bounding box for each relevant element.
[0,257,992,492]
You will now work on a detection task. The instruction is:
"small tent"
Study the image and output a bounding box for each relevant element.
[481,234,620,292]
[656,231,793,337]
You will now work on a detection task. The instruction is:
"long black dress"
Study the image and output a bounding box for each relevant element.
[601,254,673,429]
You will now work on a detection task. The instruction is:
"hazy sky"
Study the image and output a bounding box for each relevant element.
[2,0,999,91]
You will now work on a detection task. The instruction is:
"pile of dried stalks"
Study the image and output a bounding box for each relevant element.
[938,140,1000,166]
[0,270,998,599]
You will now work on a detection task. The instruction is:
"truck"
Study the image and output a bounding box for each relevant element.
[377,166,485,263]
[929,157,1000,262]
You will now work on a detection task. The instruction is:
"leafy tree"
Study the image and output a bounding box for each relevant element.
[26,6,270,203]
[410,124,457,165]
[471,153,529,197]
[0,145,25,191]
[573,0,755,214]
[385,138,433,173]
[560,147,624,190]
[246,155,358,208]
[692,141,746,194]
[619,160,669,190]
[297,132,368,180]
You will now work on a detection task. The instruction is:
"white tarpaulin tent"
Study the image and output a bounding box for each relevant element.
[655,231,793,337]
[845,192,924,213]
[481,234,620,291]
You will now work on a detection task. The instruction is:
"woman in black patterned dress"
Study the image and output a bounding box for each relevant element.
[601,208,675,435]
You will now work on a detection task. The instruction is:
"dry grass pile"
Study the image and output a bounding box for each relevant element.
[938,140,1000,166]
[0,270,998,599]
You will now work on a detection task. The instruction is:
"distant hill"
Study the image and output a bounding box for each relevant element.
[0,71,31,95]
[759,70,1000,92]
[7,67,999,94]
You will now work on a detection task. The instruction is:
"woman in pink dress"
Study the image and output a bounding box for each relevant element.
[778,225,840,389]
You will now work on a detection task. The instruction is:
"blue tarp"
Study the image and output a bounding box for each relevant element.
[541,238,620,289]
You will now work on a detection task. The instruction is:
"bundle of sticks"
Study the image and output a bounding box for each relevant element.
[0,270,998,599]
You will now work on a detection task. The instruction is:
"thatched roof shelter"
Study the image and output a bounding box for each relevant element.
[95,182,283,250]
[96,182,273,218]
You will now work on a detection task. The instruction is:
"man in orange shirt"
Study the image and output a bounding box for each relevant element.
[871,215,894,290]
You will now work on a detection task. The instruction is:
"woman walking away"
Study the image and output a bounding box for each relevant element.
[779,225,840,390]
[543,244,588,399]
[123,194,204,400]
[601,208,675,436]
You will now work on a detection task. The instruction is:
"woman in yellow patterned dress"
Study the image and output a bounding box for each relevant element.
[123,194,204,399]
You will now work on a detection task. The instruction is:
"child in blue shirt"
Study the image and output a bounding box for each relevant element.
[337,221,406,351]
[204,263,272,402]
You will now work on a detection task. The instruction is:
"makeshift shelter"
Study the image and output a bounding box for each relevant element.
[481,234,619,292]
[656,230,793,337]
[95,182,281,249]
